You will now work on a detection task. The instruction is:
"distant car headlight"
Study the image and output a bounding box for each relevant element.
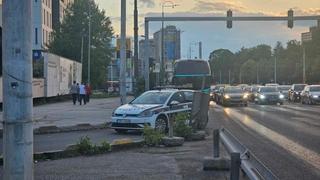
[139,110,154,117]
[243,93,249,99]
[312,95,319,98]
[224,94,230,99]
[210,93,214,96]
[259,95,266,99]
[279,94,285,99]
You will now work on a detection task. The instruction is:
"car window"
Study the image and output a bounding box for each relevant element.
[294,85,306,91]
[310,86,320,91]
[131,91,171,104]
[183,91,194,102]
[169,92,184,104]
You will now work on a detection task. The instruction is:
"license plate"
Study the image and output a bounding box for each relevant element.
[117,119,130,123]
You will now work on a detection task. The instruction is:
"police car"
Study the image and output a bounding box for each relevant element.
[111,89,194,133]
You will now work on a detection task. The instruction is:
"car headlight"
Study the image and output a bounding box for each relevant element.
[279,94,285,99]
[259,95,266,99]
[243,93,249,99]
[224,94,230,99]
[312,95,319,98]
[139,110,154,117]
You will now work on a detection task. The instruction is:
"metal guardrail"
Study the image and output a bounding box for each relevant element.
[213,128,278,180]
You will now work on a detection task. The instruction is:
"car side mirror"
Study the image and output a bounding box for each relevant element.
[169,100,180,106]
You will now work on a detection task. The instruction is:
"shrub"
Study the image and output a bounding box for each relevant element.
[75,136,111,155]
[143,126,164,146]
[174,113,193,138]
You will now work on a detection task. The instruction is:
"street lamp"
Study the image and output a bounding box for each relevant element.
[161,1,178,86]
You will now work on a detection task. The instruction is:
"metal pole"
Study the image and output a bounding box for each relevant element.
[199,41,202,59]
[213,129,220,158]
[303,46,306,83]
[3,0,33,179]
[120,0,127,104]
[88,1,91,85]
[219,71,222,84]
[144,20,150,91]
[81,36,84,64]
[274,56,277,83]
[133,0,138,85]
[230,152,241,180]
[228,70,231,84]
[161,5,164,86]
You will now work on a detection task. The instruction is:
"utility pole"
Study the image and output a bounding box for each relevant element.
[120,0,127,104]
[88,1,91,85]
[274,55,277,83]
[228,70,231,84]
[302,46,306,83]
[161,6,165,86]
[3,0,33,179]
[199,41,202,59]
[133,0,138,89]
[81,36,84,64]
[219,70,222,84]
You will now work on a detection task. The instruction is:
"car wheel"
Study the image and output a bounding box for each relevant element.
[115,129,128,134]
[244,103,248,107]
[308,98,313,105]
[155,116,167,133]
[279,102,284,105]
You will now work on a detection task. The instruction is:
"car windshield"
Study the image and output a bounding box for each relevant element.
[225,88,243,93]
[278,86,291,91]
[131,91,172,104]
[310,86,320,91]
[294,85,306,91]
[260,87,278,92]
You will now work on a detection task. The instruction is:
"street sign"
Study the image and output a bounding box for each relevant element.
[33,50,42,60]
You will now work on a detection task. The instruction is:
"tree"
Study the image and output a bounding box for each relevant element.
[49,0,113,88]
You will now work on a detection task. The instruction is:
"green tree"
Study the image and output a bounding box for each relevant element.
[49,0,113,88]
[240,59,256,84]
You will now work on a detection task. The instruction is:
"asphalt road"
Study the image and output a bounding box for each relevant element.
[209,101,320,180]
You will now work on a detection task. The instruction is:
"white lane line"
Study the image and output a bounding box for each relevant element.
[223,108,320,171]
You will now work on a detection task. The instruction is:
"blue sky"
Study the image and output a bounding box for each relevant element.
[96,0,320,58]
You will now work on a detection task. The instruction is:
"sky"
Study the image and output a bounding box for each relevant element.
[94,0,320,59]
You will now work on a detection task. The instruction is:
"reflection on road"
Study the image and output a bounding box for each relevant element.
[222,107,320,171]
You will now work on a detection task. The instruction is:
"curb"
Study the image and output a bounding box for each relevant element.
[0,139,144,166]
[0,122,111,138]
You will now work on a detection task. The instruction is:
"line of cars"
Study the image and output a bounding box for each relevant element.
[210,83,320,106]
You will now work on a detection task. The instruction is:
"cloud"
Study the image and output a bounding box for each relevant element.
[192,0,247,13]
[140,0,156,8]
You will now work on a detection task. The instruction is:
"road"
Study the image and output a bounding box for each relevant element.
[0,129,143,154]
[209,101,320,180]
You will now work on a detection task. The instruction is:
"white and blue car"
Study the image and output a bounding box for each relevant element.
[111,89,194,133]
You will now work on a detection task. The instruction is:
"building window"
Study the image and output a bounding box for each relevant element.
[47,11,49,26]
[43,29,45,45]
[43,9,45,25]
[35,28,38,45]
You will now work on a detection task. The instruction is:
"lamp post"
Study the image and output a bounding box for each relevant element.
[88,0,92,85]
[161,1,178,86]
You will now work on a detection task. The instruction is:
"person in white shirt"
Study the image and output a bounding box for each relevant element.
[78,83,86,105]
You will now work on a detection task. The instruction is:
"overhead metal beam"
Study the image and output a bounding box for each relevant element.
[146,15,320,22]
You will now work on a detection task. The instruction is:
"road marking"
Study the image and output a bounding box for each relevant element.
[223,108,320,171]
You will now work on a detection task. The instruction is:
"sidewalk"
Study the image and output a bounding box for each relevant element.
[0,97,132,130]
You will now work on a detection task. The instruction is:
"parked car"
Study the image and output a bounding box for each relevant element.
[111,89,193,133]
[219,86,249,106]
[289,84,307,102]
[265,83,279,87]
[277,85,291,99]
[255,86,284,105]
[301,85,320,105]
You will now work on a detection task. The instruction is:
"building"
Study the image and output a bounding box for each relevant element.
[301,20,320,43]
[52,0,74,30]
[153,25,181,84]
[138,39,156,78]
[153,25,181,63]
[33,0,53,50]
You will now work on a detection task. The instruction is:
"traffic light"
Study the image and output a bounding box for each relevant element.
[288,9,294,29]
[227,10,232,29]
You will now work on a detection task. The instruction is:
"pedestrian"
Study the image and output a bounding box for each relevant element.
[85,83,92,103]
[79,82,86,105]
[70,81,78,105]
[76,83,80,102]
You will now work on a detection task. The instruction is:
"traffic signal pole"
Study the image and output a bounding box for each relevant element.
[3,0,34,179]
[120,0,127,104]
